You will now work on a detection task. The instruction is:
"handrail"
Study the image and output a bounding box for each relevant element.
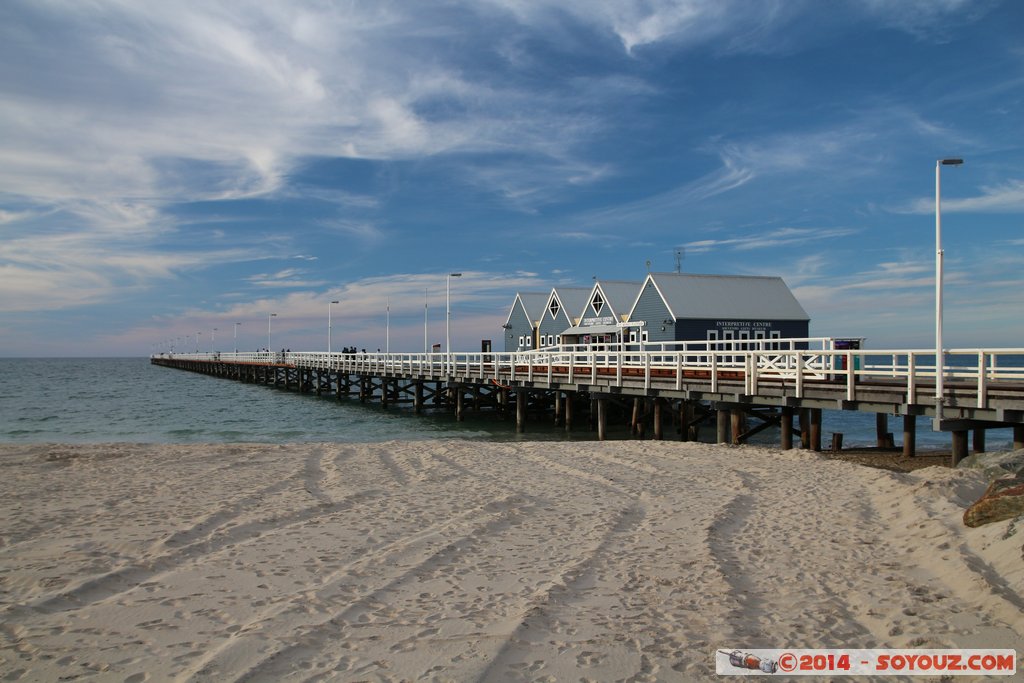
[153,346,1024,411]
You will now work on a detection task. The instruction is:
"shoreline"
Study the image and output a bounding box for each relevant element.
[1,440,1020,680]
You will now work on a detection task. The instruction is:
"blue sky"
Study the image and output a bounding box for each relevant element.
[1,0,1022,356]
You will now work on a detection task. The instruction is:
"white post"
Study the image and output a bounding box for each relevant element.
[386,297,390,354]
[446,272,462,372]
[195,331,200,353]
[424,288,428,355]
[211,327,217,352]
[233,322,240,353]
[328,300,339,354]
[934,158,963,431]
[268,312,277,351]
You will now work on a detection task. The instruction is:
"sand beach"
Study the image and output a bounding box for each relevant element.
[0,440,1021,681]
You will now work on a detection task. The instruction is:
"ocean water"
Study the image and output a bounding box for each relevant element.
[0,357,1017,450]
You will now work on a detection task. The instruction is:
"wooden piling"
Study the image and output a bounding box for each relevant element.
[730,408,744,446]
[810,408,822,451]
[516,390,526,433]
[653,398,663,440]
[902,414,916,457]
[875,413,888,448]
[781,406,793,450]
[679,401,692,442]
[717,409,729,444]
[973,428,985,454]
[597,397,608,441]
[951,430,969,467]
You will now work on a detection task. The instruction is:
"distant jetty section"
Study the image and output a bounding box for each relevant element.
[152,340,1024,465]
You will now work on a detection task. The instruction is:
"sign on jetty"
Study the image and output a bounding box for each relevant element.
[152,340,1024,465]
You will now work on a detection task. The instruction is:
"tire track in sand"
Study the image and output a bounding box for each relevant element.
[185,494,539,682]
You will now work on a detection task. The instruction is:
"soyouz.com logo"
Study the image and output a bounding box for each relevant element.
[716,648,1017,676]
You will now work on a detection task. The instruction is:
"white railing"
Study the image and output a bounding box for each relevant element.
[153,346,1024,410]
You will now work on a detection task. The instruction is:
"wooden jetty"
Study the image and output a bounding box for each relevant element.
[151,341,1024,465]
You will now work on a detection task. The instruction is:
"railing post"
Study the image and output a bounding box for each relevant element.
[977,351,987,409]
[846,352,855,401]
[711,351,718,393]
[676,352,683,391]
[795,352,804,398]
[748,353,757,395]
[907,353,916,405]
[644,353,651,391]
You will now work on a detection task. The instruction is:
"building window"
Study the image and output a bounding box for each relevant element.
[556,335,561,345]
[591,291,604,316]
[519,335,525,348]
[549,299,560,318]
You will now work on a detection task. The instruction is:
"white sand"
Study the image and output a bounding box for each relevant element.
[0,440,1020,682]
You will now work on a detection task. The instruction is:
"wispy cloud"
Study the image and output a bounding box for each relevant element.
[685,227,858,253]
[899,179,1024,214]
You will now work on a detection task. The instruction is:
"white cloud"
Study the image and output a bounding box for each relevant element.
[684,226,858,253]
[899,179,1024,214]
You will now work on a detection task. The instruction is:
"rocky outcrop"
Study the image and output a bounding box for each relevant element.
[957,449,1024,480]
[963,477,1024,528]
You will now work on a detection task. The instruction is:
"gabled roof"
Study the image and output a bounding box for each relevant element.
[547,287,591,323]
[578,280,641,322]
[628,273,809,321]
[504,292,549,327]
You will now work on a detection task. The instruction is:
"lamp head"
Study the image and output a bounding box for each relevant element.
[940,158,964,166]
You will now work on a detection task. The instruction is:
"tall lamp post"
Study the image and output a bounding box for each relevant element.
[424,288,429,355]
[268,312,277,351]
[233,322,241,353]
[446,272,462,372]
[935,157,963,431]
[211,327,217,353]
[328,300,339,354]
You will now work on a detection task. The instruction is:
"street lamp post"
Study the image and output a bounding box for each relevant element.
[233,322,240,353]
[195,331,200,353]
[386,297,390,354]
[211,327,217,353]
[268,313,277,351]
[934,157,964,431]
[424,288,429,355]
[328,300,339,354]
[446,272,462,372]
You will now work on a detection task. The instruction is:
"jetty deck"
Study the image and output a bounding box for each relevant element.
[151,342,1024,465]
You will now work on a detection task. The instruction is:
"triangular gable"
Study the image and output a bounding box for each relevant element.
[626,273,672,321]
[580,280,642,323]
[547,287,591,325]
[504,292,548,328]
